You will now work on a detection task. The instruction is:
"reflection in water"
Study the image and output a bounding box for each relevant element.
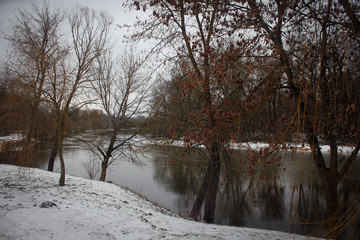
[151,146,203,213]
[19,134,360,239]
[153,148,289,227]
[151,146,359,238]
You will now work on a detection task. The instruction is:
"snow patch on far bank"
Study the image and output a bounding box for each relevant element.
[0,134,24,143]
[150,138,356,154]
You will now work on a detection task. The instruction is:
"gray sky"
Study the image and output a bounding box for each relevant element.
[0,0,146,60]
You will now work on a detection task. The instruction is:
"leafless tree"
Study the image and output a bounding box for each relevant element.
[83,48,151,182]
[4,1,65,163]
[44,6,112,186]
[82,154,100,180]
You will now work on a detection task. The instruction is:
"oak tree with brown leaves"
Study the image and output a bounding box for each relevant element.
[130,0,275,223]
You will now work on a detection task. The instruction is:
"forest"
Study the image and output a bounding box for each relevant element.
[0,1,359,239]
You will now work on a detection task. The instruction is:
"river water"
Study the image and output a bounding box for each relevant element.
[31,132,359,238]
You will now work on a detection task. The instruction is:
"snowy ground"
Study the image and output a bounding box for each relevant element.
[0,164,321,240]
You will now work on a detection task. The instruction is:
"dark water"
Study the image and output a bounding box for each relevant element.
[29,132,360,238]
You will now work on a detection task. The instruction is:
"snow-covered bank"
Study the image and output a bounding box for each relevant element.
[0,134,25,152]
[0,164,320,240]
[0,134,24,143]
[150,138,356,153]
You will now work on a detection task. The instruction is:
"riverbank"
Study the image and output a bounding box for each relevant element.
[0,164,322,240]
[1,132,356,154]
[149,138,356,153]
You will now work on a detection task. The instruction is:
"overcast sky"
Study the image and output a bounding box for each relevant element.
[0,0,147,60]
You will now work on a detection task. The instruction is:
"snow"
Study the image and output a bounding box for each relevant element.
[230,142,355,153]
[150,138,356,154]
[0,164,321,240]
[0,134,24,143]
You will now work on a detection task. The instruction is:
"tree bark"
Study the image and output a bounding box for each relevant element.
[99,158,108,182]
[203,146,221,223]
[47,134,58,171]
[58,127,65,186]
[338,0,360,34]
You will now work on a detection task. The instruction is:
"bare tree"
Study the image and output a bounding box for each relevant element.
[4,1,65,163]
[82,154,100,180]
[84,48,150,182]
[44,6,112,186]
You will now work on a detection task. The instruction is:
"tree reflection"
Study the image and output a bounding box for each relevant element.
[217,152,286,227]
[151,146,204,212]
[151,146,359,238]
[289,183,326,236]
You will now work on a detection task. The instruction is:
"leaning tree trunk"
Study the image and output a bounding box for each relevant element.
[203,145,221,223]
[189,164,212,220]
[47,133,59,171]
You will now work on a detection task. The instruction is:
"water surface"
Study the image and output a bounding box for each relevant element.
[32,132,360,238]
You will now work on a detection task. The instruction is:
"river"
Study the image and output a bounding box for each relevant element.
[29,132,360,238]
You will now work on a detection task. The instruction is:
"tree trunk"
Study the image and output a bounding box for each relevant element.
[58,129,65,186]
[47,135,58,171]
[56,117,66,186]
[203,146,221,223]
[323,180,340,238]
[99,158,108,182]
[189,165,212,220]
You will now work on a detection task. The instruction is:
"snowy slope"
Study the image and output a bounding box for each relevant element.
[0,164,320,240]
